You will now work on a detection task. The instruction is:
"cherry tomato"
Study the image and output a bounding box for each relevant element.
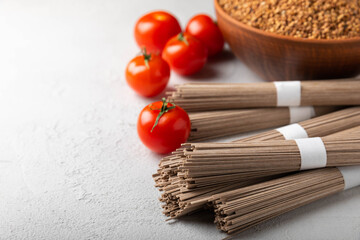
[185,14,224,56]
[134,11,182,54]
[162,33,207,76]
[125,49,170,97]
[137,99,191,154]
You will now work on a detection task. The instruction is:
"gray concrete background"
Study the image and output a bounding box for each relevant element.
[1,0,359,239]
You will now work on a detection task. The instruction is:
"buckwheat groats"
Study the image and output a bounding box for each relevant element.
[218,0,360,39]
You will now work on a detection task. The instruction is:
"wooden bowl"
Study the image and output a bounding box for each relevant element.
[214,0,360,81]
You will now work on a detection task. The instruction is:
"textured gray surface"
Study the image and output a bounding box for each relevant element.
[1,0,359,239]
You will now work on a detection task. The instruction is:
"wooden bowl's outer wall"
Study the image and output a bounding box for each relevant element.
[215,0,360,81]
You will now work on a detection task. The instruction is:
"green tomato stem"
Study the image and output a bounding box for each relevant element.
[142,47,152,68]
[177,33,189,46]
[151,98,176,132]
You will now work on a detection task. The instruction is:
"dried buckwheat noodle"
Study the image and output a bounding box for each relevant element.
[234,107,360,142]
[167,79,360,111]
[153,108,360,219]
[212,166,360,236]
[177,126,360,190]
[189,106,337,141]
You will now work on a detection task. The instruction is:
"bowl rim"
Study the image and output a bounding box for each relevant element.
[214,0,360,44]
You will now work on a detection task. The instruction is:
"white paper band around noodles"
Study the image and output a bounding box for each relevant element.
[295,138,327,170]
[289,106,316,123]
[276,123,309,140]
[274,81,301,106]
[338,166,360,190]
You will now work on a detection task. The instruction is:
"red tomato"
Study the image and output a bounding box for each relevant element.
[137,99,191,154]
[162,33,207,75]
[185,14,224,56]
[125,49,170,97]
[134,11,182,53]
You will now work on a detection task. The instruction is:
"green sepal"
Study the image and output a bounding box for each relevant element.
[151,98,176,132]
[177,33,189,46]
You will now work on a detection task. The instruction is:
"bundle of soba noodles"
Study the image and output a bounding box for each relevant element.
[188,106,337,141]
[173,126,360,192]
[153,107,360,219]
[211,166,360,237]
[168,79,360,111]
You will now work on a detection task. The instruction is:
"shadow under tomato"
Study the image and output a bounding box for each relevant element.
[182,49,237,81]
[207,48,236,64]
[138,85,176,103]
